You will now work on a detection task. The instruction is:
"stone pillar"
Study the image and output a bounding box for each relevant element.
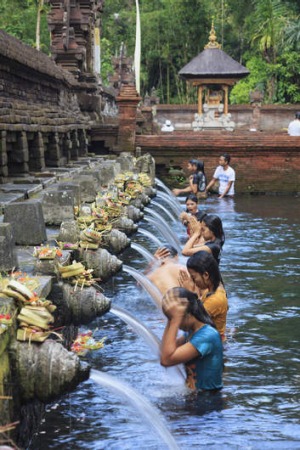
[250,89,263,131]
[29,132,45,171]
[116,84,142,153]
[0,223,18,271]
[70,130,79,160]
[63,132,72,163]
[0,131,8,179]
[223,85,229,115]
[78,129,88,156]
[198,86,203,115]
[45,132,62,167]
[10,131,29,174]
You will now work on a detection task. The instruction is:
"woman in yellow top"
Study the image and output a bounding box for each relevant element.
[179,250,228,341]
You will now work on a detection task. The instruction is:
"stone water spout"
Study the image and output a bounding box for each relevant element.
[101,229,131,254]
[50,282,111,326]
[126,204,144,222]
[15,340,90,402]
[80,248,123,281]
[112,216,138,235]
[129,197,145,210]
[143,186,157,198]
[136,192,151,205]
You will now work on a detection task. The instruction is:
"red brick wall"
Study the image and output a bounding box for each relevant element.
[136,134,300,193]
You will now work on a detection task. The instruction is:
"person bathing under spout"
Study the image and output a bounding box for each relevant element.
[146,245,187,296]
[180,193,207,237]
[160,287,223,391]
[179,251,228,342]
[172,159,206,197]
[182,214,225,266]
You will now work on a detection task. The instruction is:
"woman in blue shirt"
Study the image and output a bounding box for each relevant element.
[160,287,223,391]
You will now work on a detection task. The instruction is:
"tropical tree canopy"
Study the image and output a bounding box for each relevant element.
[1,0,300,104]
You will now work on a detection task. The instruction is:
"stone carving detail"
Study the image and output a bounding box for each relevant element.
[192,104,235,131]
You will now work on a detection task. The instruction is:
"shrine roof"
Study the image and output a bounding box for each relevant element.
[179,47,250,80]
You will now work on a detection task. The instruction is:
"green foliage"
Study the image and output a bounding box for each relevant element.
[0,0,50,53]
[276,51,300,103]
[100,38,114,85]
[1,0,300,104]
[230,57,269,104]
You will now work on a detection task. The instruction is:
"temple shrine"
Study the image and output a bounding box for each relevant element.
[179,24,249,131]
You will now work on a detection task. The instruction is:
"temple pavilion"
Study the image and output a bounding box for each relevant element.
[179,24,250,131]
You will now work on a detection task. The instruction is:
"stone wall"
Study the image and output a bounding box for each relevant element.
[0,30,92,181]
[136,133,300,194]
[150,103,300,132]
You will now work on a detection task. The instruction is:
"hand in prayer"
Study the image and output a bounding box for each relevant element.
[178,269,195,292]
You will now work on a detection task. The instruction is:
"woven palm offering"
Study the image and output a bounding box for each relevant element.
[124,180,144,198]
[70,268,98,289]
[33,245,62,260]
[102,199,124,218]
[77,215,95,229]
[56,242,79,250]
[137,173,152,187]
[71,330,106,356]
[57,261,86,279]
[16,296,57,342]
[1,278,36,304]
[80,227,103,243]
[0,305,13,335]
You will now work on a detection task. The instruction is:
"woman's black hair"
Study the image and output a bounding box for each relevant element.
[221,153,231,164]
[196,160,205,174]
[187,251,221,292]
[185,193,198,204]
[189,159,198,165]
[162,244,178,258]
[202,214,225,247]
[163,287,216,328]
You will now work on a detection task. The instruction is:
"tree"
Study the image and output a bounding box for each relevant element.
[249,0,289,101]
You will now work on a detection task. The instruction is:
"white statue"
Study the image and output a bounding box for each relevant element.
[161,119,174,132]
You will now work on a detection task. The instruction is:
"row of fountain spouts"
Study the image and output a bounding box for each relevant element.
[91,178,185,450]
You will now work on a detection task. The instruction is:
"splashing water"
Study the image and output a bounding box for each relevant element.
[122,264,163,310]
[90,369,180,449]
[110,305,161,356]
[130,242,156,263]
[157,191,183,216]
[145,216,182,253]
[138,228,163,247]
[110,304,186,381]
[155,178,182,208]
[151,199,178,222]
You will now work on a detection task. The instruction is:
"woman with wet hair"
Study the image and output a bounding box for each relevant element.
[160,286,223,391]
[179,251,228,341]
[172,159,206,197]
[181,213,225,265]
[180,193,207,237]
[195,160,207,199]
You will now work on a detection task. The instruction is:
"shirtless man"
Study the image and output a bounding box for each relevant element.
[146,245,187,296]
